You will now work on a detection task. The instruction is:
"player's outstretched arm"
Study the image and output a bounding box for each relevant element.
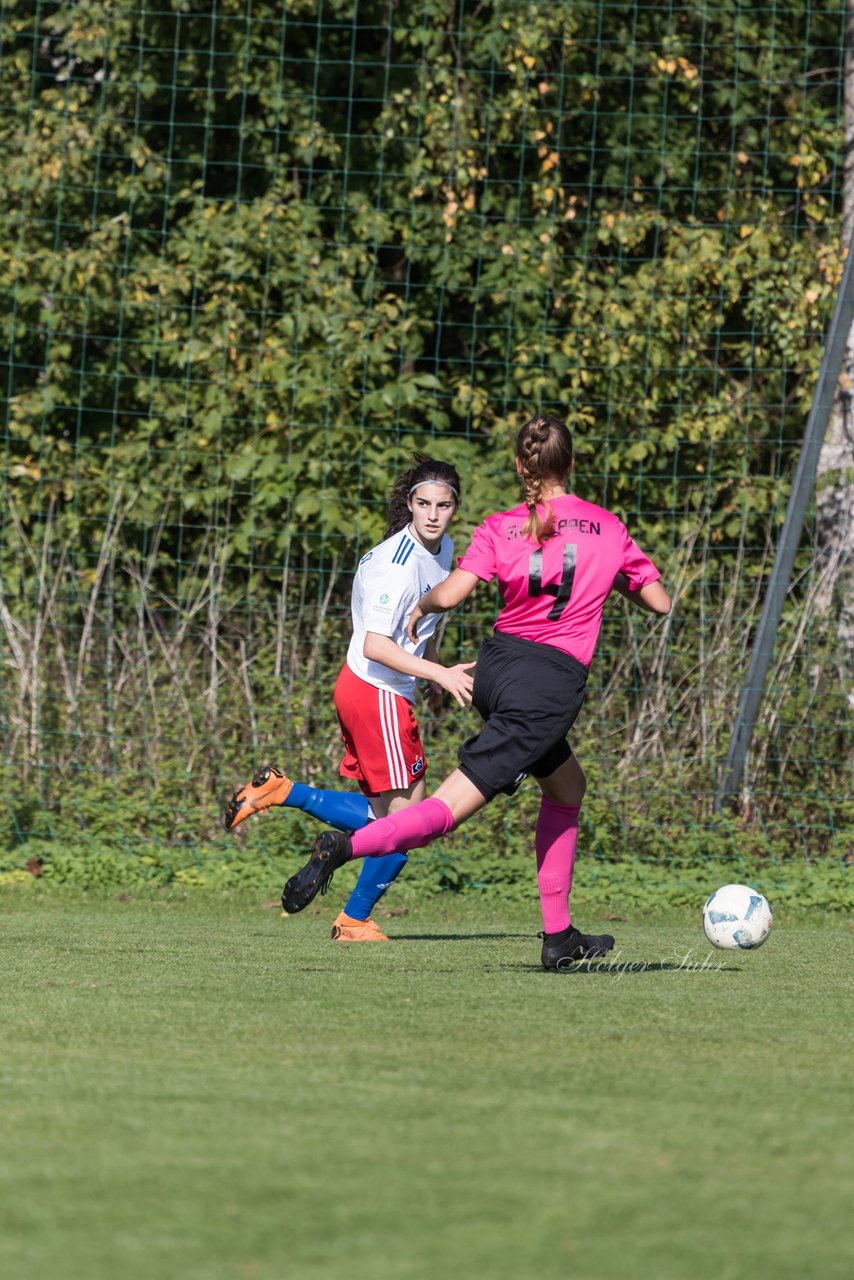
[612,574,671,615]
[362,631,475,705]
[406,568,480,643]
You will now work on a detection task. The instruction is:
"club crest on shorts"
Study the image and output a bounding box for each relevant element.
[411,757,424,776]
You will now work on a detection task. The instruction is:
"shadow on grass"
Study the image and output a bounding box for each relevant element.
[389,932,534,942]
[297,966,465,974]
[296,960,742,977]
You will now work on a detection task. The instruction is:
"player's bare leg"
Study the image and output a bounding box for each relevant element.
[429,769,489,824]
[537,753,587,806]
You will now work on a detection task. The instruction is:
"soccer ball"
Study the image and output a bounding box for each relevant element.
[702,883,773,950]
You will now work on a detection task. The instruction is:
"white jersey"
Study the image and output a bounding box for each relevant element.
[346,526,454,700]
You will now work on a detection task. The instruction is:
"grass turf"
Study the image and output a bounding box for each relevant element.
[0,891,851,1280]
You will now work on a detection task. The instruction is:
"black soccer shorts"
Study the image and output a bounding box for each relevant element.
[457,630,588,802]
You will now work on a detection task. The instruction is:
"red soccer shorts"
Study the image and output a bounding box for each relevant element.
[333,663,427,796]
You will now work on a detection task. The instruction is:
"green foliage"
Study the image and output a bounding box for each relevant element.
[0,0,846,560]
[1,2,851,877]
[1,763,850,915]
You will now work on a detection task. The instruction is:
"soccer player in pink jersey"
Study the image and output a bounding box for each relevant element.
[279,416,671,970]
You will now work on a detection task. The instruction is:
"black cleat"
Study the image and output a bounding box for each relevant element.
[540,924,616,971]
[281,830,353,914]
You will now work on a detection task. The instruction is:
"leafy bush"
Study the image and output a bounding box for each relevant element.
[1,2,851,894]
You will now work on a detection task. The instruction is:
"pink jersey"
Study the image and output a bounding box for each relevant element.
[458,494,660,667]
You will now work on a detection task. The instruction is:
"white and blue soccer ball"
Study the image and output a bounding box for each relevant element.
[702,883,773,950]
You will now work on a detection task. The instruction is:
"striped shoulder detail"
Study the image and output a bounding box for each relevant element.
[391,533,416,566]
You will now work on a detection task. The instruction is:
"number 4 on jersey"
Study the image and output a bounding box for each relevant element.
[528,545,577,620]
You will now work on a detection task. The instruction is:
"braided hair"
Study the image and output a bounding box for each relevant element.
[516,415,573,543]
[384,454,462,539]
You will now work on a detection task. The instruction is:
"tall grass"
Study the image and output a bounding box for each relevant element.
[0,509,851,859]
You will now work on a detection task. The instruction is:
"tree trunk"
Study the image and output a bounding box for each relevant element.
[815,1,854,670]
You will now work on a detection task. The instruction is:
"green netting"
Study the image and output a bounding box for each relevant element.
[1,0,852,891]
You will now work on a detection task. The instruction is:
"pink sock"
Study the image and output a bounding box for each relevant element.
[349,797,455,859]
[536,798,581,934]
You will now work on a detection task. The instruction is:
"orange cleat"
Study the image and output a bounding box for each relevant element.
[330,911,390,942]
[224,765,293,831]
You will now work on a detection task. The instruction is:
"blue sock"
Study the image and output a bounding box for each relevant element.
[281,783,408,918]
[344,853,409,921]
[283,783,372,833]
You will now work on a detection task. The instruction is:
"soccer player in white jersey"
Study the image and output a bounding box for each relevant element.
[225,456,474,940]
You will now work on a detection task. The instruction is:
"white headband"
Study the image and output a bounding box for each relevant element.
[408,479,460,501]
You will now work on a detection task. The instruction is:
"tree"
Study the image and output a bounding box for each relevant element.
[815,0,854,679]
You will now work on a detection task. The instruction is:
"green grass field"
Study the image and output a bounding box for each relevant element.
[1,891,851,1280]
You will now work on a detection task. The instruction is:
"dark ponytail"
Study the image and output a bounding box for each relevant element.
[384,454,462,538]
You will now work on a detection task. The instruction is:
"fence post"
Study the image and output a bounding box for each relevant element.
[716,235,854,808]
